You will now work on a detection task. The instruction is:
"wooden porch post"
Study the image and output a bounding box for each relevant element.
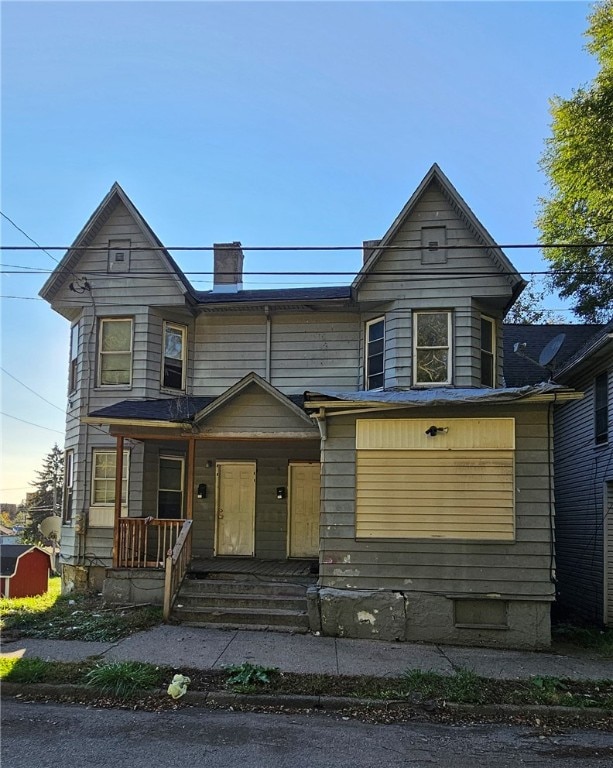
[112,435,124,568]
[186,437,195,520]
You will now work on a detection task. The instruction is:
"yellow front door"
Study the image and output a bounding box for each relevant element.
[288,462,320,558]
[215,461,256,556]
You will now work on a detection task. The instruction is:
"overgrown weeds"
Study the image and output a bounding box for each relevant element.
[552,623,613,657]
[0,578,162,642]
[224,662,279,692]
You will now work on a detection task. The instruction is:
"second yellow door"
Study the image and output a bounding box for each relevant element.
[215,461,256,556]
[288,462,320,558]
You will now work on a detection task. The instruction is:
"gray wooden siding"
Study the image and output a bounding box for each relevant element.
[269,313,360,392]
[193,314,267,392]
[52,201,186,310]
[319,404,555,597]
[191,440,319,559]
[554,360,613,623]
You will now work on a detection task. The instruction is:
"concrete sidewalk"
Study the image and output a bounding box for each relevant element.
[2,625,613,681]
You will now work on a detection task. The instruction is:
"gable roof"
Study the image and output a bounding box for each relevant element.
[192,372,313,426]
[193,286,352,307]
[352,163,526,304]
[0,544,51,577]
[39,182,195,303]
[503,323,605,386]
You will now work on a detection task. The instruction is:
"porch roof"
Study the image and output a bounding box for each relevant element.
[304,382,581,409]
[87,392,307,424]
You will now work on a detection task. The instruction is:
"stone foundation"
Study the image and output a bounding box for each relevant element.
[102,568,165,606]
[61,564,106,594]
[310,588,551,649]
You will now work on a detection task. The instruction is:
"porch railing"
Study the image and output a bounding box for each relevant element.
[115,518,186,569]
[163,519,193,620]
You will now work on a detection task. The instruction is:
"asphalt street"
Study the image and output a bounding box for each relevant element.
[3,699,613,768]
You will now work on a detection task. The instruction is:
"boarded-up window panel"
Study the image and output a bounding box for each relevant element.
[356,450,515,540]
[356,418,515,451]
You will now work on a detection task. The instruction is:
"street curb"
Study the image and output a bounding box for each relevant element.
[2,682,612,723]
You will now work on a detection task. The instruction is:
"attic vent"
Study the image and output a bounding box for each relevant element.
[108,240,131,273]
[421,226,447,265]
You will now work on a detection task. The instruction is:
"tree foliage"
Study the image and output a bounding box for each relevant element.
[537,0,613,322]
[504,278,566,324]
[21,444,63,544]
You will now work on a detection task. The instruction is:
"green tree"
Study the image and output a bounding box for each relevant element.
[504,278,566,324]
[537,0,613,322]
[21,444,64,544]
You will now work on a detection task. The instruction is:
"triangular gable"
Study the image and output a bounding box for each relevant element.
[39,182,194,303]
[193,372,318,435]
[352,163,526,298]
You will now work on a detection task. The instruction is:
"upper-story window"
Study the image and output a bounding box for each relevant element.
[98,318,133,387]
[91,449,129,505]
[480,316,496,388]
[162,322,187,391]
[63,449,74,524]
[595,371,609,445]
[69,323,79,392]
[365,317,385,390]
[414,311,452,385]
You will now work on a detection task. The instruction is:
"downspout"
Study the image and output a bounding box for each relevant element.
[264,305,271,382]
[312,407,327,442]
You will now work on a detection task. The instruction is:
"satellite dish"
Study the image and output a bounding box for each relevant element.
[39,515,62,542]
[539,333,566,367]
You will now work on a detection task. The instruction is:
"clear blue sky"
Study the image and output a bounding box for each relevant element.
[0,1,597,505]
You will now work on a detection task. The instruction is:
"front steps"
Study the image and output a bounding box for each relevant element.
[171,575,311,633]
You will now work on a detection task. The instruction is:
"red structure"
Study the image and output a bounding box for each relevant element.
[0,545,51,598]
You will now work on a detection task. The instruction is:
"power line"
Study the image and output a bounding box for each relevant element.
[0,367,66,413]
[0,212,62,265]
[0,411,64,435]
[1,241,612,252]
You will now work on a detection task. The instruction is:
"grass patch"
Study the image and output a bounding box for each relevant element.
[85,661,164,697]
[0,656,92,685]
[0,578,162,642]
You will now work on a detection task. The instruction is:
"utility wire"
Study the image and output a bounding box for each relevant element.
[0,212,62,265]
[0,411,64,434]
[1,242,612,251]
[0,367,66,413]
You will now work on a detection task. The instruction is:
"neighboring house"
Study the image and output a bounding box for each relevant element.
[40,164,580,648]
[0,525,19,545]
[505,321,613,626]
[0,544,52,598]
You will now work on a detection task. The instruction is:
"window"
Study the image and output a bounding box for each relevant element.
[595,371,609,445]
[365,317,385,390]
[162,322,187,391]
[414,311,451,385]
[480,316,495,388]
[98,318,133,386]
[63,450,74,524]
[92,449,129,505]
[158,456,184,519]
[69,323,79,392]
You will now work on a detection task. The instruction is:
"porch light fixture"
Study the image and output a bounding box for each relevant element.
[425,425,448,437]
[197,484,207,499]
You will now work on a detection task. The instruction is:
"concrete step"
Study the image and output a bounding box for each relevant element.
[176,592,307,612]
[174,621,310,634]
[181,578,308,598]
[171,605,310,629]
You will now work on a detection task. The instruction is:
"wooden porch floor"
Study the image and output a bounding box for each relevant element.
[189,557,318,580]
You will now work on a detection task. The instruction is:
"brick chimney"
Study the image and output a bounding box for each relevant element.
[362,239,381,265]
[213,242,244,292]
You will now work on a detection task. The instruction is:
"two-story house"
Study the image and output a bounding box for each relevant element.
[40,164,579,648]
[505,321,613,627]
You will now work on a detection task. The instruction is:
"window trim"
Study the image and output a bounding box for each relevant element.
[413,311,452,386]
[161,321,187,392]
[91,449,129,506]
[157,454,185,519]
[480,315,496,388]
[595,370,609,446]
[63,449,74,524]
[364,316,385,391]
[69,323,79,393]
[97,318,133,388]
